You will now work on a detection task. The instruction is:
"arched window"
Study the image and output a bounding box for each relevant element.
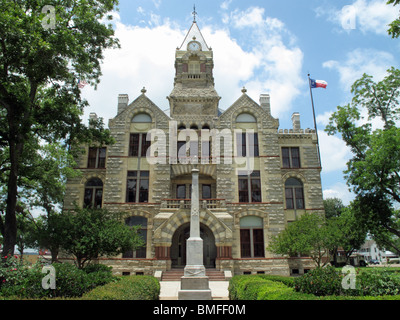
[236,113,257,123]
[235,114,259,157]
[123,216,148,258]
[132,113,152,123]
[84,178,103,209]
[240,216,264,258]
[285,178,304,209]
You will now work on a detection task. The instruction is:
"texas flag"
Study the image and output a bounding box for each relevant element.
[310,79,328,89]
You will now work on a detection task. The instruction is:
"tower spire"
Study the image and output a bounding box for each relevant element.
[192,4,197,22]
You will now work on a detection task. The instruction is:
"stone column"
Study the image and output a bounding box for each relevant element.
[184,169,205,276]
[178,169,212,300]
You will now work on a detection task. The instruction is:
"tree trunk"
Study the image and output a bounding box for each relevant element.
[50,246,59,263]
[2,140,20,258]
[2,111,24,258]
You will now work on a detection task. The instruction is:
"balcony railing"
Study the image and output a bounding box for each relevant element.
[161,199,226,209]
[182,73,205,80]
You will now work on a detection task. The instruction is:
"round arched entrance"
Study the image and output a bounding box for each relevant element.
[171,223,217,268]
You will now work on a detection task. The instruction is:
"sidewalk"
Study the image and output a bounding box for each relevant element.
[159,281,230,300]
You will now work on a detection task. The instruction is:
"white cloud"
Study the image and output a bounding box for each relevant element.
[323,182,354,205]
[81,6,304,124]
[81,19,184,123]
[349,0,398,35]
[219,6,304,116]
[230,7,266,28]
[316,111,333,126]
[318,130,352,173]
[323,48,395,91]
[317,0,398,35]
[152,0,162,10]
[137,6,145,15]
[220,0,232,11]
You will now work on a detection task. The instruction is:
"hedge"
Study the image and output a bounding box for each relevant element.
[229,274,400,300]
[228,275,314,300]
[0,260,116,299]
[295,266,400,297]
[82,275,160,300]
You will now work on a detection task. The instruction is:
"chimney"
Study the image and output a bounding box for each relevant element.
[89,112,98,128]
[291,112,301,131]
[118,94,129,114]
[259,94,271,114]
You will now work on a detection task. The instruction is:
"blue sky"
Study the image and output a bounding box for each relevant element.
[81,0,400,205]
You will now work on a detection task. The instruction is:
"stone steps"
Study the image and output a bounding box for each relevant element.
[161,268,226,281]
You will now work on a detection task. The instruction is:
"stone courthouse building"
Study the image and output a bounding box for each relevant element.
[63,19,324,277]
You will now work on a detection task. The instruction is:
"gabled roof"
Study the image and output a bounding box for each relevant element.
[179,22,210,51]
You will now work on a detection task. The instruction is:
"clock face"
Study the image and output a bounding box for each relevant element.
[188,41,200,51]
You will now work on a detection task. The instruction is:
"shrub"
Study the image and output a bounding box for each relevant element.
[229,276,259,300]
[257,281,315,300]
[0,259,117,299]
[229,275,313,300]
[294,266,342,296]
[295,267,400,297]
[355,269,400,296]
[82,275,160,300]
[259,274,295,287]
[83,263,113,274]
[0,255,37,298]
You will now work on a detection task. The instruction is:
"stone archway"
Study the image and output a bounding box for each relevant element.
[171,222,216,268]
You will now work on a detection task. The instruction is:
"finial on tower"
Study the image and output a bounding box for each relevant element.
[192,4,197,22]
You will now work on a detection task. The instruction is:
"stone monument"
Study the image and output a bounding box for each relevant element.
[178,169,212,300]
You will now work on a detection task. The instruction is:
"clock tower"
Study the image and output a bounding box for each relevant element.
[167,19,221,121]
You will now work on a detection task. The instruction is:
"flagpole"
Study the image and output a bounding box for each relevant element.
[308,74,322,168]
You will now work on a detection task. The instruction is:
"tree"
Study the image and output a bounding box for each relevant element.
[268,213,332,267]
[326,206,367,266]
[388,0,400,38]
[323,198,345,219]
[31,212,67,263]
[352,192,400,255]
[0,0,119,256]
[326,67,400,254]
[15,204,37,261]
[59,208,144,269]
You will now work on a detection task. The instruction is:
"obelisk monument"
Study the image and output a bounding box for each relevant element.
[178,169,212,300]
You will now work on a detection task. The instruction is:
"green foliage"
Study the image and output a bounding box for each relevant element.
[59,208,144,269]
[355,268,400,296]
[0,257,116,299]
[294,266,342,296]
[258,274,295,287]
[388,0,400,38]
[294,267,400,297]
[228,275,314,300]
[82,276,160,300]
[326,206,367,264]
[323,198,345,219]
[0,0,119,257]
[268,212,332,267]
[326,67,400,255]
[229,269,400,301]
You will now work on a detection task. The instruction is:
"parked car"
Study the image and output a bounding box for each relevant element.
[369,259,380,265]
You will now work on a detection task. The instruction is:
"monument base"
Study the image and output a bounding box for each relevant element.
[184,264,206,277]
[178,276,212,300]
